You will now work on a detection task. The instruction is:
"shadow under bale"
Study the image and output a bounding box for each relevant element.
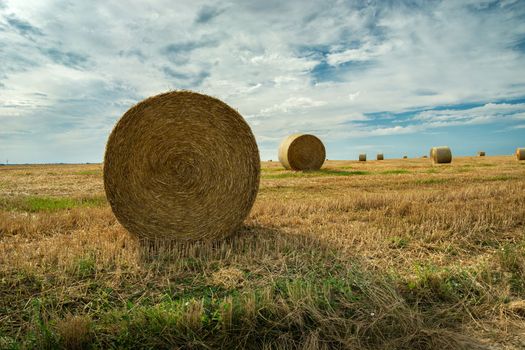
[123,224,484,350]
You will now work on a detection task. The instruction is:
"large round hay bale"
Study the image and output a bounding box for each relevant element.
[477,151,486,157]
[376,153,384,161]
[359,154,366,162]
[517,148,525,161]
[429,148,435,159]
[278,134,325,170]
[431,146,452,164]
[103,91,260,241]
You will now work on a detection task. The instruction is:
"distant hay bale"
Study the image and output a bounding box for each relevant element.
[431,146,452,164]
[278,134,325,170]
[376,153,384,161]
[359,154,366,162]
[477,151,486,157]
[517,148,525,161]
[104,91,260,241]
[422,155,428,159]
[403,155,408,159]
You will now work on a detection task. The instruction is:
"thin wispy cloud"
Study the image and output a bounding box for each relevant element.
[0,0,524,163]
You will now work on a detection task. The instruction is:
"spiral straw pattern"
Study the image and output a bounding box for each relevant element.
[278,134,325,171]
[104,91,260,241]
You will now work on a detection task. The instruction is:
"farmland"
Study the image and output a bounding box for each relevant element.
[0,156,524,349]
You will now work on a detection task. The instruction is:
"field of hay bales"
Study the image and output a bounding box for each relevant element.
[1,156,524,349]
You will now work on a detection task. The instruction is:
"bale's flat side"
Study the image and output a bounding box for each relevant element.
[376,153,384,161]
[104,91,260,241]
[432,146,452,164]
[478,151,486,157]
[278,134,325,170]
[517,148,525,161]
[278,134,299,170]
[359,154,366,162]
[430,147,436,159]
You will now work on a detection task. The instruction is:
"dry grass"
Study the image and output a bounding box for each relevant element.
[1,156,524,349]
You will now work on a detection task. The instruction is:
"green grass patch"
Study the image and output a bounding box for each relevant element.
[263,169,371,179]
[405,264,483,304]
[498,242,525,295]
[9,272,369,349]
[5,267,476,349]
[424,168,439,174]
[75,256,97,278]
[486,175,518,182]
[380,169,410,175]
[0,196,107,212]
[388,236,409,249]
[455,166,471,173]
[416,178,449,185]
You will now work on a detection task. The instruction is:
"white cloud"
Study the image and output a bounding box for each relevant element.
[413,103,525,125]
[326,41,394,66]
[348,91,360,101]
[260,97,326,115]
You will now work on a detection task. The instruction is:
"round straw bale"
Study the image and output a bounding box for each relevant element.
[422,155,428,159]
[517,148,525,161]
[431,146,452,164]
[278,134,325,170]
[403,155,408,159]
[359,154,366,162]
[429,148,435,159]
[477,151,485,157]
[376,153,384,161]
[103,91,260,241]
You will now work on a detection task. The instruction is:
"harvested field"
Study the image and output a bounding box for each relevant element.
[1,156,524,349]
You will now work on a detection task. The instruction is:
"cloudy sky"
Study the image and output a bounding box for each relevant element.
[1,0,524,163]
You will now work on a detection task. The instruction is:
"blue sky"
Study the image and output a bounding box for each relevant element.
[0,0,524,163]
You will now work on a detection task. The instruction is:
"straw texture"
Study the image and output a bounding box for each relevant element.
[278,134,325,170]
[431,146,452,164]
[359,154,367,162]
[376,153,384,161]
[517,148,525,161]
[103,91,260,241]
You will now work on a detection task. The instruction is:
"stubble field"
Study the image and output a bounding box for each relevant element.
[0,156,524,349]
